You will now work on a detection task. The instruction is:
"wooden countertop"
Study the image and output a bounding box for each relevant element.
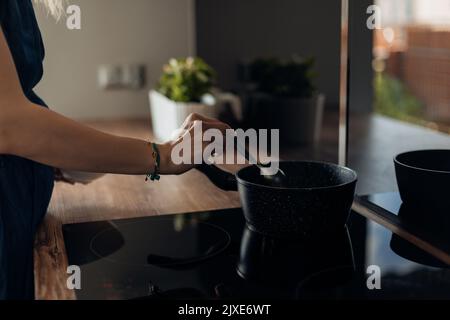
[33,119,240,300]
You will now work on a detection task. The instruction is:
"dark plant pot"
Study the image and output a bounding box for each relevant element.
[244,93,325,145]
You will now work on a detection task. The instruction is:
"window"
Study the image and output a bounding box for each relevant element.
[373,0,450,134]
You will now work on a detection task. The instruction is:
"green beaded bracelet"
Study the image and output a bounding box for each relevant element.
[146,142,161,181]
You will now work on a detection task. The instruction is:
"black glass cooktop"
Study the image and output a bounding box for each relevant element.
[63,193,450,300]
[357,192,450,263]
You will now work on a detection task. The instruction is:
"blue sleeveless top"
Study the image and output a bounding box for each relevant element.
[0,0,54,299]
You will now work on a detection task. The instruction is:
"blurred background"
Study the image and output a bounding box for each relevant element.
[373,0,450,131]
[35,0,197,119]
[348,0,450,194]
[33,0,450,195]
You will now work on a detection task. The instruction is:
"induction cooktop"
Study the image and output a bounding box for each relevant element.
[63,193,450,300]
[356,192,450,263]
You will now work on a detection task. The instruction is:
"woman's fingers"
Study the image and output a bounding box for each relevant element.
[181,112,226,131]
[172,113,210,141]
[181,116,231,138]
[191,112,224,125]
[165,113,234,173]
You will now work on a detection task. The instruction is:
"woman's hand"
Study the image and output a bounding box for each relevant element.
[158,113,231,175]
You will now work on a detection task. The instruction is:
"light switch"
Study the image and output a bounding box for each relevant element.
[122,64,146,90]
[97,65,123,89]
[97,64,146,90]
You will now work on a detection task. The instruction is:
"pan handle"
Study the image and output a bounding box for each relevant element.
[197,163,238,191]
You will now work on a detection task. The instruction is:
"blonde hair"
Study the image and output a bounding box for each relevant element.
[33,0,66,20]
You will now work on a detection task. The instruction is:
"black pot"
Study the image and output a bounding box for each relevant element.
[237,223,355,288]
[394,150,450,212]
[198,161,357,239]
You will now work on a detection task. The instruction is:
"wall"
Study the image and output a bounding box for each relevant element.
[196,0,341,109]
[34,0,195,119]
[349,0,374,114]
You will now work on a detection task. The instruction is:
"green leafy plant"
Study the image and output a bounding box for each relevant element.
[374,72,423,121]
[157,57,215,102]
[249,56,316,98]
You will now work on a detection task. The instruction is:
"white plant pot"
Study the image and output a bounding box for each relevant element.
[149,90,241,141]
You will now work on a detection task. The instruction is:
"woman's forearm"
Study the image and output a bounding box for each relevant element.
[0,28,229,176]
[1,99,172,175]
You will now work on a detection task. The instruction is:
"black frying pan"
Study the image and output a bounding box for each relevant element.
[395,149,450,212]
[198,161,357,239]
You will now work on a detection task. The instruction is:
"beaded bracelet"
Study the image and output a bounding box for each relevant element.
[145,142,161,181]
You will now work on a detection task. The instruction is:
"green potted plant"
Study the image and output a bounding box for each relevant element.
[149,57,241,141]
[245,56,325,145]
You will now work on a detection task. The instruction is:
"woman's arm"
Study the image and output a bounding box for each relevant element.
[0,28,228,175]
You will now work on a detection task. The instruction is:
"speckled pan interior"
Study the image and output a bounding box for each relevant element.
[237,161,357,189]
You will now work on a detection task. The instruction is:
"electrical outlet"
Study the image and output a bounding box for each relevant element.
[122,64,146,89]
[97,65,123,89]
[97,64,146,90]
